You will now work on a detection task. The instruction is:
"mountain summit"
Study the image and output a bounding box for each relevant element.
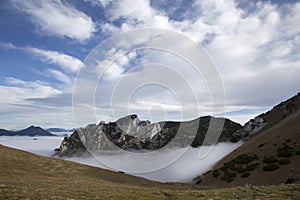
[55,115,241,156]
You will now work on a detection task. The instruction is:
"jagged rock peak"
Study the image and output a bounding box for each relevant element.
[115,114,159,138]
[55,115,242,156]
[116,114,140,128]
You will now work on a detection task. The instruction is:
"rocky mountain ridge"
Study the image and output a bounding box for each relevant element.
[55,93,300,158]
[55,115,242,156]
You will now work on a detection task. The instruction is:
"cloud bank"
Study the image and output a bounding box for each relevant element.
[0,136,242,183]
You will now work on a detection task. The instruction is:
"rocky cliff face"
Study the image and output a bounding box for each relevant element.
[55,115,242,156]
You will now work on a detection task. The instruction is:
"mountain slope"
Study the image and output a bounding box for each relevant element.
[195,94,300,187]
[0,144,185,199]
[0,126,55,136]
[1,145,299,199]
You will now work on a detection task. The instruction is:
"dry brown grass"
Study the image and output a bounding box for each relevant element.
[197,111,300,188]
[1,144,300,199]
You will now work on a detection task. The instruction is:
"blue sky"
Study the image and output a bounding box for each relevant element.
[0,0,299,129]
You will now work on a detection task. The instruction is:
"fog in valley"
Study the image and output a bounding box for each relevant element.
[0,135,241,182]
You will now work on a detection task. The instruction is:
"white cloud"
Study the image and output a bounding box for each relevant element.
[95,60,124,80]
[108,0,154,21]
[0,42,18,50]
[100,0,174,32]
[47,69,72,84]
[95,0,300,124]
[2,0,299,128]
[0,42,78,96]
[27,47,83,73]
[11,0,96,42]
[84,0,113,8]
[3,77,61,99]
[93,50,137,80]
[0,42,82,77]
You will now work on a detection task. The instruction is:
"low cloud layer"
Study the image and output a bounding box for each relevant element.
[0,136,241,183]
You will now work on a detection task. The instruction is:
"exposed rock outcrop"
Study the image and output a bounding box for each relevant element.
[233,117,266,141]
[233,93,300,141]
[55,115,242,156]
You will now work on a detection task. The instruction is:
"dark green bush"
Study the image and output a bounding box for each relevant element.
[231,165,246,173]
[263,163,279,171]
[221,171,236,183]
[277,148,293,157]
[296,149,300,155]
[212,170,219,177]
[233,154,258,165]
[241,171,250,178]
[220,161,234,171]
[246,163,259,171]
[277,144,294,157]
[278,149,292,157]
[263,155,278,164]
[258,143,265,148]
[286,177,297,184]
[278,158,290,165]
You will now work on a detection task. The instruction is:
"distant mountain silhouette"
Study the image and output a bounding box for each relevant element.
[0,126,55,136]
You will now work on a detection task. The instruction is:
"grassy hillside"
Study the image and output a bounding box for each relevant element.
[195,110,300,188]
[0,144,180,199]
[1,145,300,199]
